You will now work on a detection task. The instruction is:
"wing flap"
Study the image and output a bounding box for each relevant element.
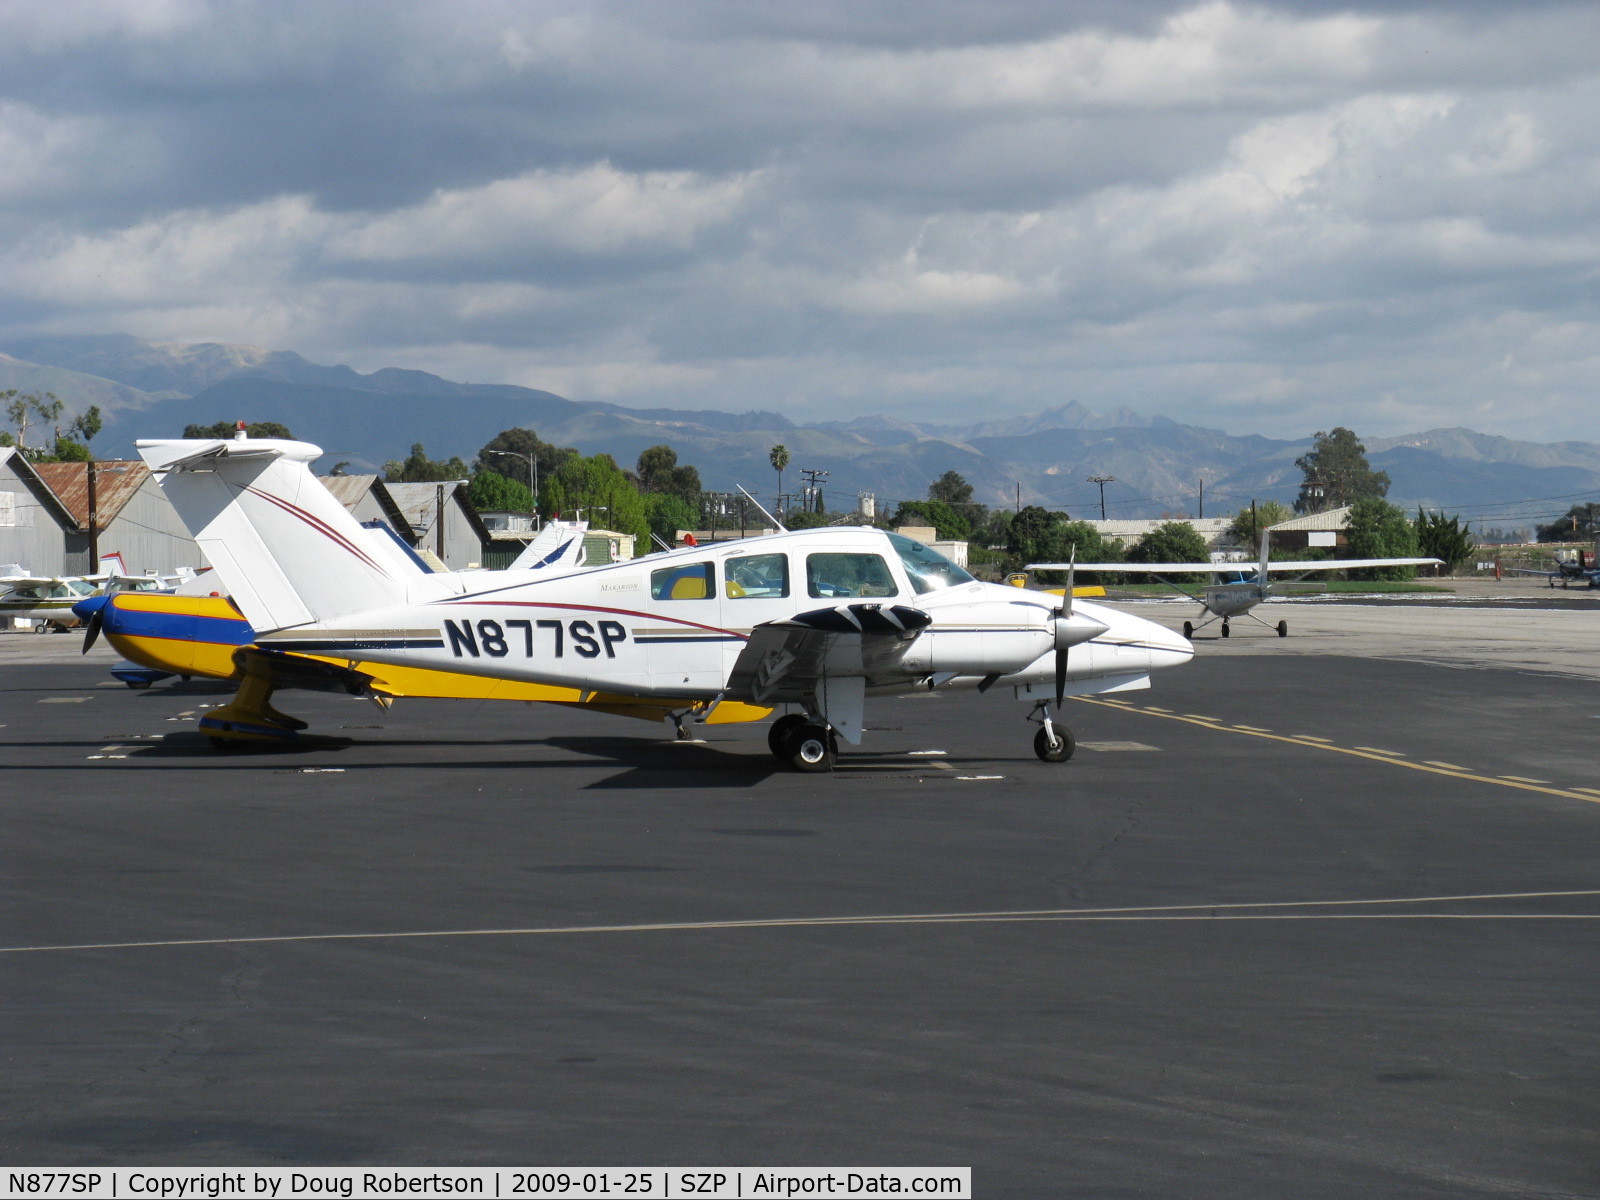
[724,603,932,704]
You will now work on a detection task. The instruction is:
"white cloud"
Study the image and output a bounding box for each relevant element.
[330,163,761,267]
[4,1,1600,443]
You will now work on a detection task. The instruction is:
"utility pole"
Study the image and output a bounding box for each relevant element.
[1088,475,1116,521]
[800,468,829,514]
[436,483,445,561]
[86,459,100,573]
[1198,479,1204,519]
[1015,482,1021,514]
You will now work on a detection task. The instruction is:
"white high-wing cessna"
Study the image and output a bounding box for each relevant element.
[1031,536,1441,639]
[0,555,185,631]
[139,434,1193,771]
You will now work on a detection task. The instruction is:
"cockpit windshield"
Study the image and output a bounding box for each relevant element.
[888,532,977,595]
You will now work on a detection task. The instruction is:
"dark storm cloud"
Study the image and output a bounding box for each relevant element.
[2,0,1599,438]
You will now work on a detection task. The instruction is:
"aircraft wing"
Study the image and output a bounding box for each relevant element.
[1259,557,1441,572]
[1030,561,1216,573]
[1030,557,1442,574]
[723,603,933,706]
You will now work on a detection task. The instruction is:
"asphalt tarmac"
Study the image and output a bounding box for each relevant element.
[3,594,1598,1197]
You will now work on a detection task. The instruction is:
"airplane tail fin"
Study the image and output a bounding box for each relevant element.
[138,437,412,632]
[507,519,589,572]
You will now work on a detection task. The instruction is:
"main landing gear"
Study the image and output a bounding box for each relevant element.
[1027,700,1076,763]
[1184,614,1289,639]
[767,712,839,773]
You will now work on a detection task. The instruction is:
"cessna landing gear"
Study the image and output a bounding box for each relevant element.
[1027,700,1075,763]
[1220,620,1230,638]
[1182,620,1194,639]
[1277,619,1288,637]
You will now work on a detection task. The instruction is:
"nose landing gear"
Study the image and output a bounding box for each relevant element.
[1027,700,1076,763]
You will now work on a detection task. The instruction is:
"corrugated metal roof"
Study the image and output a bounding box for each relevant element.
[1266,506,1351,532]
[318,474,378,507]
[33,461,149,529]
[385,481,465,531]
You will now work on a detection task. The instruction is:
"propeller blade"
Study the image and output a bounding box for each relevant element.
[1055,647,1068,707]
[81,609,102,654]
[72,594,109,654]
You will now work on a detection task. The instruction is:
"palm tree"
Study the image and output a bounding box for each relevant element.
[769,443,790,514]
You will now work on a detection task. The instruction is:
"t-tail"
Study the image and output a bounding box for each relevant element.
[138,436,419,633]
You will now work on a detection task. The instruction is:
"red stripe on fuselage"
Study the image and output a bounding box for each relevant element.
[245,486,389,576]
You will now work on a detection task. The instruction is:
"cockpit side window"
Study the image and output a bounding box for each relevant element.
[888,532,976,595]
[725,552,789,599]
[651,562,715,601]
[806,553,898,599]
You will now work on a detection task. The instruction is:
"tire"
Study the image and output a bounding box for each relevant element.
[125,679,152,690]
[767,713,808,759]
[1034,724,1075,763]
[784,722,836,772]
[1220,622,1230,638]
[208,736,246,752]
[1276,620,1288,638]
[1182,621,1193,639]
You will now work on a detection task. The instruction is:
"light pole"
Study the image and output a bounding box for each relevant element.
[484,448,540,531]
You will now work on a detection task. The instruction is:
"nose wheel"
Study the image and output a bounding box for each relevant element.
[1027,701,1076,763]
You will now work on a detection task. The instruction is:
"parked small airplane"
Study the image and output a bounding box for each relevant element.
[69,520,752,732]
[1030,537,1441,639]
[1,556,183,632]
[137,433,1193,768]
[1506,557,1600,589]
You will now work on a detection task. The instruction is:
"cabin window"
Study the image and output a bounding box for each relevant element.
[725,553,789,599]
[651,562,715,601]
[806,553,898,599]
[888,532,976,595]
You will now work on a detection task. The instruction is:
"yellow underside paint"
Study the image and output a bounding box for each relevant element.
[106,627,770,726]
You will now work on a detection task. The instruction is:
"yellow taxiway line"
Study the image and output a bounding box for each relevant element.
[1079,697,1600,804]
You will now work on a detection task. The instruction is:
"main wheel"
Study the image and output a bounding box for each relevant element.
[767,713,808,759]
[1182,620,1194,639]
[125,679,152,690]
[1220,621,1230,638]
[784,722,836,772]
[207,736,247,752]
[1276,620,1288,638]
[1033,724,1075,762]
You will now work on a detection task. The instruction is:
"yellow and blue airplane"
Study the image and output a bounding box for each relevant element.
[75,567,771,750]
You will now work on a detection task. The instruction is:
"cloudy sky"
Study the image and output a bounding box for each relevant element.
[2,0,1598,441]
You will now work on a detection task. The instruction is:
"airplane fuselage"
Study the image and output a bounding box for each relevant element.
[253,528,1191,702]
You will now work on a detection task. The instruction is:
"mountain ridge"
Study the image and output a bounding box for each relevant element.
[3,333,1594,527]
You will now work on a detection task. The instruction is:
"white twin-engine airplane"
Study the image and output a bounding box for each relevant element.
[140,435,1193,772]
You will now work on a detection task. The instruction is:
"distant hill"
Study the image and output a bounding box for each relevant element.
[5,333,1596,524]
